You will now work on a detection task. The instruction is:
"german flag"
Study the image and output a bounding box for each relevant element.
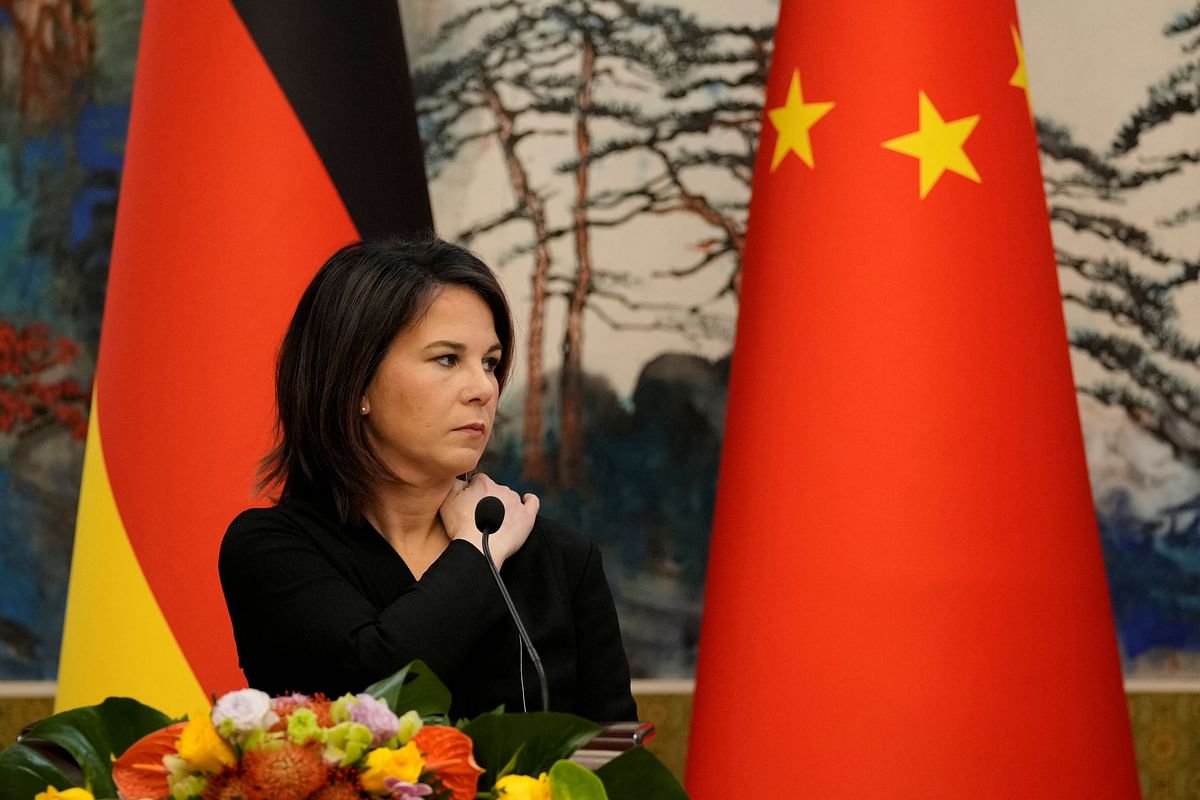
[57,2,432,712]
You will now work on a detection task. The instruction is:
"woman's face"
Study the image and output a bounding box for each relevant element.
[362,285,502,486]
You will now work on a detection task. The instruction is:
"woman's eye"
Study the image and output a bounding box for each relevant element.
[483,356,500,373]
[434,354,458,367]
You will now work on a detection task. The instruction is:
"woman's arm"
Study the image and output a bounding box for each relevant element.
[219,510,507,695]
[570,541,639,722]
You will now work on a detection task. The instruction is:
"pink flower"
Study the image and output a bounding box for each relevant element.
[384,778,434,798]
[349,693,401,746]
[274,692,310,707]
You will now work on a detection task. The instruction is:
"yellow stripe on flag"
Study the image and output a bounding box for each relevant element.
[56,395,208,714]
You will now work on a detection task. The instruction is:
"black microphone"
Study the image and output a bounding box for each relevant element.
[474,496,549,712]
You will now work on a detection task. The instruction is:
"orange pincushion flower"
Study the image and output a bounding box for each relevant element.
[413,725,485,800]
[311,767,370,800]
[271,694,335,731]
[112,721,187,800]
[241,742,329,800]
[201,770,248,800]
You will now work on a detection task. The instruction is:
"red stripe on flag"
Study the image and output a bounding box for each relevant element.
[97,2,358,695]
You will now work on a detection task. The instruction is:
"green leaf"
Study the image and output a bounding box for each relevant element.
[595,747,689,800]
[549,758,609,800]
[463,712,602,792]
[18,696,173,799]
[0,743,74,800]
[495,743,523,780]
[363,659,452,719]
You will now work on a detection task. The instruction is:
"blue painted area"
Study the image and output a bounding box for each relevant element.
[0,17,132,676]
[22,136,66,173]
[1101,490,1200,661]
[71,185,111,246]
[76,103,129,172]
[0,469,23,613]
[69,103,130,247]
[8,252,50,311]
[0,210,19,245]
[0,467,46,679]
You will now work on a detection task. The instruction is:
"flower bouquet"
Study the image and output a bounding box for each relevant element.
[0,661,687,800]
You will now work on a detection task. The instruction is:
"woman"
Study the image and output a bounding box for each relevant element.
[219,237,636,722]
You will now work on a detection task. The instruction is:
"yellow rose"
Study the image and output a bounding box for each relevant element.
[360,741,426,793]
[495,772,550,800]
[34,787,94,800]
[176,715,237,774]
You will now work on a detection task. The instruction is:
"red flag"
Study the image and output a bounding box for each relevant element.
[686,2,1139,797]
[58,1,431,712]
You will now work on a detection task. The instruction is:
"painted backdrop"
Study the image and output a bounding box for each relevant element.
[1025,0,1200,680]
[400,0,1200,681]
[0,0,140,681]
[0,0,1195,683]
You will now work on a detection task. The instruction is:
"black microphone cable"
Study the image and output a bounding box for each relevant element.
[475,495,550,712]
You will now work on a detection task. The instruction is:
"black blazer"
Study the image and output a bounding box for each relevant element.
[219,496,637,722]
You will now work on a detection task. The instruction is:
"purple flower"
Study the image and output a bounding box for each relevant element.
[384,777,434,798]
[349,693,401,746]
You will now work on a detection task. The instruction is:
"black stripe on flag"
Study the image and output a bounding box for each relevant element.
[232,0,434,238]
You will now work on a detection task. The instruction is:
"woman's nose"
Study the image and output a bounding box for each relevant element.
[464,365,497,404]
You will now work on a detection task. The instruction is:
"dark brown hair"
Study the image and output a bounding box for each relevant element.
[259,236,514,521]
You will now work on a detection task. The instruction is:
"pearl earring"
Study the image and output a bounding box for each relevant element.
[361,406,367,414]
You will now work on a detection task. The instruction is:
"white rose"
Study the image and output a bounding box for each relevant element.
[211,688,278,736]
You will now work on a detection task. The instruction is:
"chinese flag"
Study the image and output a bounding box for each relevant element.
[57,2,432,713]
[686,2,1140,797]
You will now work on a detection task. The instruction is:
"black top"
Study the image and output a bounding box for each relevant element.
[218,496,637,722]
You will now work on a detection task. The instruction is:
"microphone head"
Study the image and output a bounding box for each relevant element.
[474,495,506,535]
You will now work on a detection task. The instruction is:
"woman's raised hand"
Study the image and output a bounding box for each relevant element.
[439,473,539,568]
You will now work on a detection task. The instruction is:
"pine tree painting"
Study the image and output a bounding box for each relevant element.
[404,0,775,676]
[1029,0,1200,679]
[403,0,1200,679]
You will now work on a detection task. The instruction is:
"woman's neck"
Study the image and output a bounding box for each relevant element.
[363,479,455,576]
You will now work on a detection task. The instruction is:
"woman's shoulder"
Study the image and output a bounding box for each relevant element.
[530,515,594,557]
[526,514,607,589]
[222,495,340,552]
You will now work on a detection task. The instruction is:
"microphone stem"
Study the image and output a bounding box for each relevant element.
[481,532,550,712]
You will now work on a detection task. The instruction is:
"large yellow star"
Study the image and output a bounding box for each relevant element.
[767,70,834,171]
[1010,25,1033,119]
[882,92,980,199]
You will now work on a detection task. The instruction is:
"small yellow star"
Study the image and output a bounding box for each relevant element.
[1009,25,1033,119]
[767,70,834,171]
[882,92,981,199]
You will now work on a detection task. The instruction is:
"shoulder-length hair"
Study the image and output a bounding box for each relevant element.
[259,236,514,521]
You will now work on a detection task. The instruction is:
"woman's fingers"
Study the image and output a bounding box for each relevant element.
[520,492,540,519]
[438,473,538,568]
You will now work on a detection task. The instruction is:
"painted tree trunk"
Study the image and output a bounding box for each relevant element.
[559,31,595,486]
[482,82,551,483]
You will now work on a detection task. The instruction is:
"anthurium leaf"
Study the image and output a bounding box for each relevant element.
[364,659,451,719]
[495,744,524,780]
[19,696,173,799]
[595,746,689,800]
[549,758,609,800]
[0,741,75,800]
[463,712,602,792]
